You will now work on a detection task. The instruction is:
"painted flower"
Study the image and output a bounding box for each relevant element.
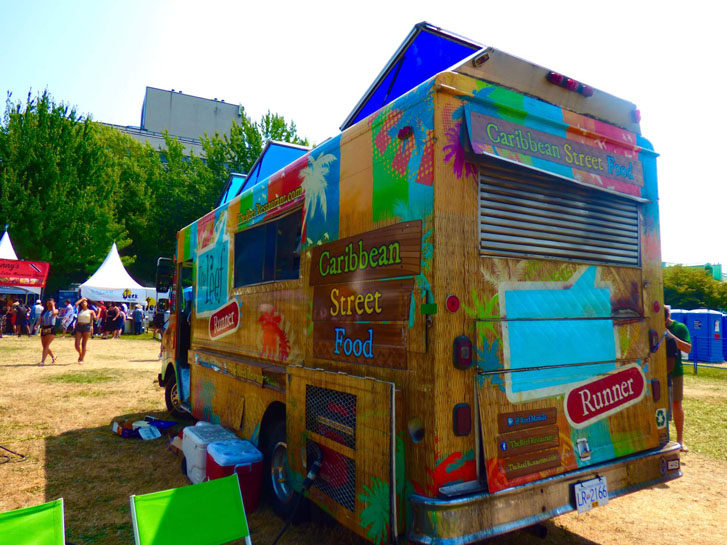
[443,123,477,180]
[359,476,390,545]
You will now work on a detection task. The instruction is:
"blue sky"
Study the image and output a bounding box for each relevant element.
[1,0,724,267]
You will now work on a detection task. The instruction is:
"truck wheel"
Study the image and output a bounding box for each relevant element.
[164,375,183,417]
[263,420,308,520]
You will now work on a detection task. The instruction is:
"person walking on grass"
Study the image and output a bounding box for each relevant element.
[38,299,58,366]
[665,305,692,452]
[73,298,97,364]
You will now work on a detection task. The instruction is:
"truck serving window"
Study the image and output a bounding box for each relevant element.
[479,162,640,266]
[233,211,302,287]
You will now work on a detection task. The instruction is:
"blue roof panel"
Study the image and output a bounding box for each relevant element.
[239,141,310,194]
[219,173,247,206]
[217,141,311,207]
[342,22,481,130]
[246,144,309,188]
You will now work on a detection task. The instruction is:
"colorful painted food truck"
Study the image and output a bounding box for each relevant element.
[157,24,680,544]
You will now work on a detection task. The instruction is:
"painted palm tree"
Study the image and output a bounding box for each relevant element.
[300,152,337,231]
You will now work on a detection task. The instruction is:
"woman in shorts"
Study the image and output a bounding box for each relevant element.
[38,299,58,366]
[74,298,97,364]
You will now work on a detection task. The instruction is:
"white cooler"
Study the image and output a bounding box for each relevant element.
[182,422,238,484]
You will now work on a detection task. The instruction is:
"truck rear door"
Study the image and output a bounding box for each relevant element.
[473,161,661,493]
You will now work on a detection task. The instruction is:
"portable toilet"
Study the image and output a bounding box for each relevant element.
[722,313,727,360]
[670,308,686,325]
[685,309,724,363]
[684,310,700,362]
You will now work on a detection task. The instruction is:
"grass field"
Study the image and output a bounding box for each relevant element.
[682,366,727,459]
[0,334,365,545]
[1,334,726,545]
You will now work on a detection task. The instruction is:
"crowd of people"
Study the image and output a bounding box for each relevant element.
[0,299,44,336]
[1,298,150,338]
[1,296,158,366]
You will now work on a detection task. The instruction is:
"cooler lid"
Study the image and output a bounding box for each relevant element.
[208,440,263,465]
[183,424,237,445]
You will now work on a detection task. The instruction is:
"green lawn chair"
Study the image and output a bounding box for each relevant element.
[0,498,66,545]
[129,473,251,545]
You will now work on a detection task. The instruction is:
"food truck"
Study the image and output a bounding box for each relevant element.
[157,23,681,544]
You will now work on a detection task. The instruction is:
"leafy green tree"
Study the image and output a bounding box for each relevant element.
[155,132,217,257]
[94,125,163,282]
[201,110,309,191]
[663,265,727,310]
[0,91,127,292]
[1,90,309,291]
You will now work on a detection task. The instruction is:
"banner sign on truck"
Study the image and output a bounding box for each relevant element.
[464,104,645,197]
[0,258,50,287]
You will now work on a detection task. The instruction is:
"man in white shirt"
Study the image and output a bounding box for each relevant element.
[31,300,44,334]
[62,299,75,337]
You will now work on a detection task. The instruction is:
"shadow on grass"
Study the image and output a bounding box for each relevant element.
[44,410,193,545]
[44,412,602,545]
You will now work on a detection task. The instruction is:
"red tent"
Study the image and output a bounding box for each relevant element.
[0,230,49,295]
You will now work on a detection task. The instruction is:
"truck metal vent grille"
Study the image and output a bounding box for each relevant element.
[307,440,356,512]
[305,385,356,449]
[479,162,640,266]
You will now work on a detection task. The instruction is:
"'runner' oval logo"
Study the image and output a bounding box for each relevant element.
[565,364,646,429]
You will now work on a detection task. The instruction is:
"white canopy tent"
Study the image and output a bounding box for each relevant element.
[0,230,42,296]
[79,243,155,303]
[0,230,19,260]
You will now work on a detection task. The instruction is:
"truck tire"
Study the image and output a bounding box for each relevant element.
[263,420,308,520]
[164,374,184,417]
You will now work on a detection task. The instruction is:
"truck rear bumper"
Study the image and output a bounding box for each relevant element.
[409,442,681,544]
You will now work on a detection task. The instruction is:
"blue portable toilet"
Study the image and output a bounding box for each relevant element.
[684,310,699,361]
[670,309,686,326]
[722,313,727,360]
[685,309,724,363]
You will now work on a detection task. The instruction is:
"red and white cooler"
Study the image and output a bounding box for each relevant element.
[206,440,264,512]
[182,423,238,484]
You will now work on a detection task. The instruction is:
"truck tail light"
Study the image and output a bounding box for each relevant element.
[651,379,661,402]
[649,329,659,353]
[453,404,471,436]
[453,335,473,369]
[446,295,460,313]
[546,71,594,97]
[546,71,564,85]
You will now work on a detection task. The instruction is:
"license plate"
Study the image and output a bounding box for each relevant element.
[574,476,608,513]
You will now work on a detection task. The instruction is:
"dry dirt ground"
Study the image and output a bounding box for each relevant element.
[0,334,725,545]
